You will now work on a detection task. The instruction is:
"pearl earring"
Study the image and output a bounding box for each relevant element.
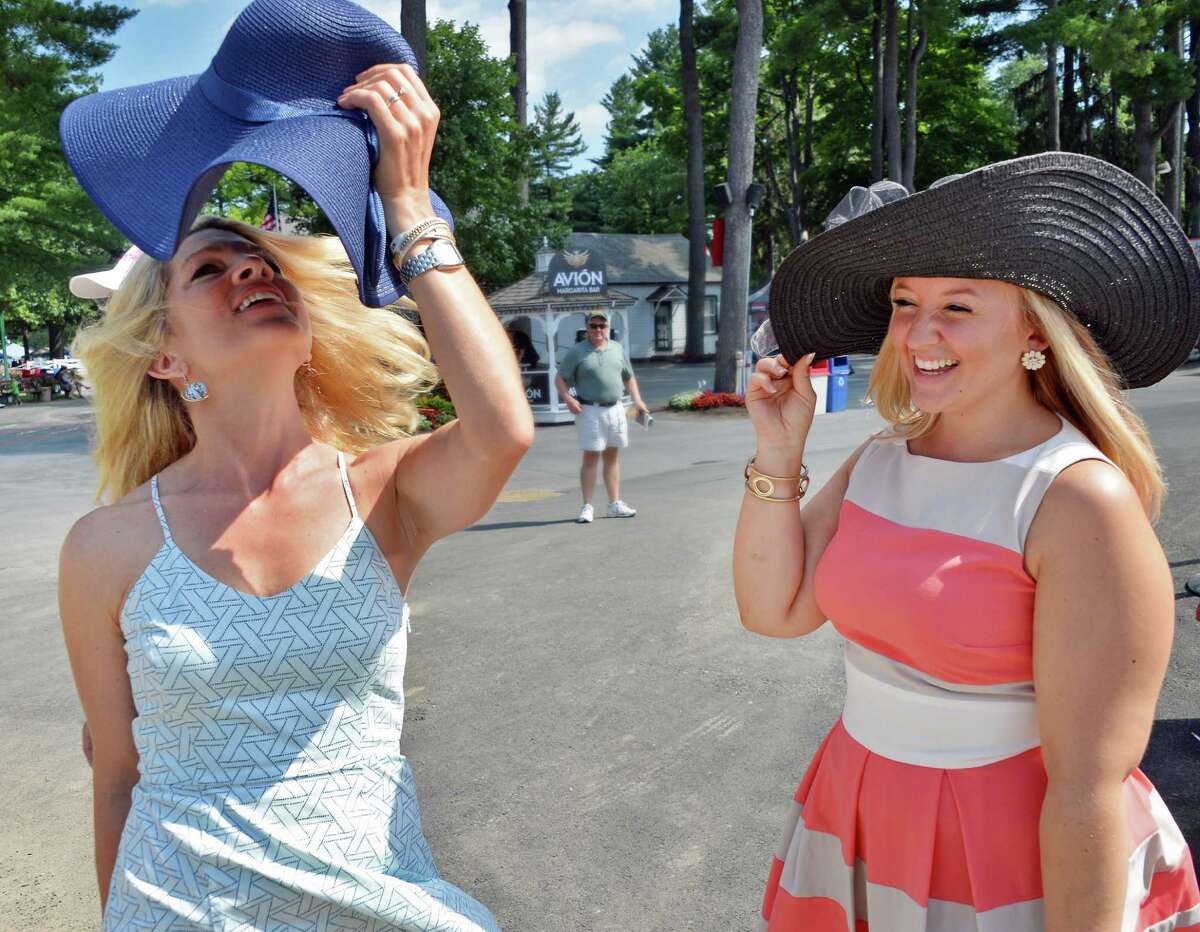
[1021,349,1047,371]
[182,379,209,403]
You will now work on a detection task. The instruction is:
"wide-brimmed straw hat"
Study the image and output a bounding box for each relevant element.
[767,152,1200,388]
[59,0,452,308]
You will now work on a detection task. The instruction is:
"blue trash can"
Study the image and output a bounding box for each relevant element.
[827,355,851,412]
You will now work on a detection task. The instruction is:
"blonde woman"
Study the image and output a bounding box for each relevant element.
[57,57,528,931]
[738,154,1200,931]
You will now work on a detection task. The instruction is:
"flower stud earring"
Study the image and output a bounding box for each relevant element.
[182,379,209,403]
[1021,349,1047,371]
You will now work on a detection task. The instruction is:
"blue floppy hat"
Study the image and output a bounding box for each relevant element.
[59,0,452,308]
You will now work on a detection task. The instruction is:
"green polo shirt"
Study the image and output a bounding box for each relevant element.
[559,340,633,405]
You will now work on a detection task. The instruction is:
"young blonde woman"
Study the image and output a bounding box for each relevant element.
[738,154,1200,931]
[57,44,529,932]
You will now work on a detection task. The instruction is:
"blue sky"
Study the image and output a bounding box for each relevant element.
[98,0,681,169]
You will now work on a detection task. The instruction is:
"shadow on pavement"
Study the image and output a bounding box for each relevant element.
[467,519,578,532]
[1140,718,1200,855]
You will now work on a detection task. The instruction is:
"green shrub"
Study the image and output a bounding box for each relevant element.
[668,390,703,410]
[416,393,456,416]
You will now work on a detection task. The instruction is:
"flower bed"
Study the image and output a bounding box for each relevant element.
[416,393,456,429]
[668,390,746,411]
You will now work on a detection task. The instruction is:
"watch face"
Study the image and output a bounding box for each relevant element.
[431,239,464,266]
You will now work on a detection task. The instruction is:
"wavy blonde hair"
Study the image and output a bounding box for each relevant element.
[867,286,1164,519]
[72,216,439,503]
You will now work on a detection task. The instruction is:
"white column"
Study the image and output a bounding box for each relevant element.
[546,310,562,411]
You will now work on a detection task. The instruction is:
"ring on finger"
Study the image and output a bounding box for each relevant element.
[385,87,407,106]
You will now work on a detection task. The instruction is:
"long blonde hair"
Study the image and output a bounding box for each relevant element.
[867,286,1164,519]
[72,216,439,503]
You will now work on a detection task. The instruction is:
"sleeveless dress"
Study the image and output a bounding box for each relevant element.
[760,420,1200,931]
[103,453,499,931]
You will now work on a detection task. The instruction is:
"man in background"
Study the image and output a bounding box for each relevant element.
[555,310,651,523]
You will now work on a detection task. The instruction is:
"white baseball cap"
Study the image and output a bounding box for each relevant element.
[69,245,144,300]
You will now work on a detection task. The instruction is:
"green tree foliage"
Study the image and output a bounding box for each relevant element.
[597,75,646,163]
[531,91,585,179]
[0,0,136,352]
[528,91,585,225]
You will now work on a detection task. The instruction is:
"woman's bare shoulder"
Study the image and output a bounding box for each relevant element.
[60,484,167,613]
[1026,459,1155,577]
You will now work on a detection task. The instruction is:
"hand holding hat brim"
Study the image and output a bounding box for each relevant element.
[337,63,439,233]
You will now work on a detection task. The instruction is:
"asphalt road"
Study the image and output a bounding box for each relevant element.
[0,364,1195,931]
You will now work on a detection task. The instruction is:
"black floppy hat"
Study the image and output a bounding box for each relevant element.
[767,153,1200,388]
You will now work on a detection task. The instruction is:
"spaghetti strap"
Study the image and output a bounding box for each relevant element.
[149,475,174,544]
[336,451,361,522]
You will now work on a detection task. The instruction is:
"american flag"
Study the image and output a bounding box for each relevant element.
[262,184,280,231]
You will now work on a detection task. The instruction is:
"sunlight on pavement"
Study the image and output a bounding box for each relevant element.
[496,489,562,503]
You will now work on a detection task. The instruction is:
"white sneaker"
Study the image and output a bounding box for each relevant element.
[576,503,594,523]
[607,500,637,518]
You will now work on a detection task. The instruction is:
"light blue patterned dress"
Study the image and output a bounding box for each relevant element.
[104,453,499,931]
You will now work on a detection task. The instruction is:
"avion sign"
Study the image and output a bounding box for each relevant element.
[548,248,607,296]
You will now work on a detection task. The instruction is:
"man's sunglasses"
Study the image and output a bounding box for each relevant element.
[588,322,608,330]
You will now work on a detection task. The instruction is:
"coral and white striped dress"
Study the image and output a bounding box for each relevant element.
[761,419,1200,931]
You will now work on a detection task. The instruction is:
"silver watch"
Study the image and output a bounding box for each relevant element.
[398,238,465,286]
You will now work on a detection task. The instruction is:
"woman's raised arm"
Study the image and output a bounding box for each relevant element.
[338,63,534,546]
[733,353,866,637]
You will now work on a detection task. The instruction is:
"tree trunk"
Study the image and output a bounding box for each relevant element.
[902,1,927,193]
[47,322,64,359]
[1079,52,1094,154]
[1061,45,1076,150]
[680,0,708,358]
[1108,87,1120,163]
[1188,19,1200,235]
[509,0,529,207]
[793,68,816,238]
[871,0,885,182]
[400,0,427,75]
[761,141,793,248]
[1046,0,1059,150]
[883,0,901,183]
[1133,98,1158,189]
[781,75,803,242]
[713,0,763,392]
[1164,22,1185,221]
[1132,98,1181,193]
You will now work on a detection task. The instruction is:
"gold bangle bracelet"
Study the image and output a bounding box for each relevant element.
[744,456,810,502]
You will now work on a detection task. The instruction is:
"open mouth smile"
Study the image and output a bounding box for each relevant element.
[913,356,959,377]
[234,289,287,314]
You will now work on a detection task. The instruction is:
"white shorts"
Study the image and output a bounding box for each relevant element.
[576,403,629,451]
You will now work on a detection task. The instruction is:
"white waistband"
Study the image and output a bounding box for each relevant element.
[841,642,1040,769]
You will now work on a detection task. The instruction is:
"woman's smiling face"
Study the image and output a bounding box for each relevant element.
[161,227,311,377]
[887,276,1047,416]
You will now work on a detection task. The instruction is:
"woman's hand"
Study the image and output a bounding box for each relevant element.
[337,63,440,234]
[746,353,818,471]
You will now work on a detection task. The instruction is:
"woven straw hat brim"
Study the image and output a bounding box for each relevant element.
[58,0,453,308]
[768,153,1200,388]
[61,77,451,307]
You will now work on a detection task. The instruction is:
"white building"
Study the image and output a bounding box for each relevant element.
[487,232,723,423]
[492,232,723,361]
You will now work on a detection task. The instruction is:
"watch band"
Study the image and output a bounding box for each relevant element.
[399,238,464,286]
